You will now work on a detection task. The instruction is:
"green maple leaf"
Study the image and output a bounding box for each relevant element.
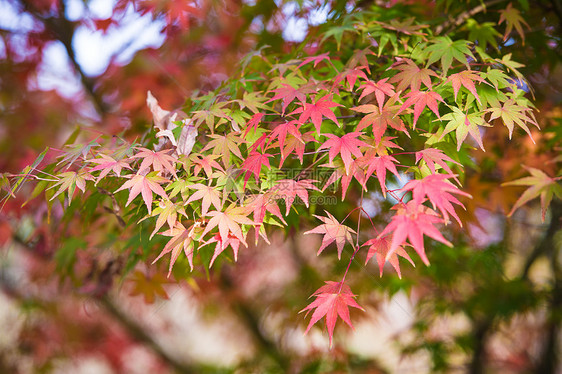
[439,107,491,151]
[321,16,358,50]
[49,171,94,203]
[496,53,525,84]
[425,37,474,75]
[234,91,271,114]
[192,101,230,131]
[486,99,539,140]
[499,3,530,43]
[57,140,100,169]
[503,167,562,221]
[465,19,500,50]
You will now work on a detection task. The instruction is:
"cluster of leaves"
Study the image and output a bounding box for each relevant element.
[6,3,547,347]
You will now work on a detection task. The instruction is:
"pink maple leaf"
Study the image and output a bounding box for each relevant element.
[378,201,452,265]
[304,212,356,259]
[318,132,369,175]
[300,281,364,347]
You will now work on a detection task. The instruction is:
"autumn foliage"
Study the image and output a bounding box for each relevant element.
[2,0,562,372]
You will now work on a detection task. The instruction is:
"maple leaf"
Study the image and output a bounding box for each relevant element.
[398,90,444,128]
[131,147,178,178]
[298,52,331,68]
[115,172,169,214]
[201,205,254,245]
[203,233,243,267]
[192,101,230,130]
[279,131,317,167]
[202,132,244,166]
[266,84,312,114]
[270,179,319,215]
[320,159,365,200]
[186,183,223,216]
[300,281,364,347]
[239,151,273,187]
[189,153,224,178]
[357,78,395,111]
[425,37,474,75]
[486,99,539,141]
[128,271,170,304]
[415,148,461,177]
[375,17,428,35]
[334,66,368,91]
[445,70,487,103]
[267,120,300,151]
[502,167,562,221]
[439,107,490,151]
[466,19,501,50]
[320,16,357,50]
[304,212,356,259]
[354,102,408,142]
[56,139,100,169]
[245,192,286,242]
[153,222,199,274]
[87,153,132,183]
[360,152,401,197]
[292,95,342,134]
[499,3,530,42]
[363,236,414,278]
[49,171,94,203]
[318,132,368,174]
[401,174,471,225]
[378,201,452,265]
[143,199,187,239]
[389,58,438,92]
[243,112,265,136]
[234,91,271,114]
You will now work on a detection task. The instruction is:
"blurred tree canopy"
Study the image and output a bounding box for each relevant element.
[1,0,562,373]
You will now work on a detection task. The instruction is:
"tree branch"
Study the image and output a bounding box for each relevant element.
[99,295,199,374]
[435,0,508,35]
[19,0,109,116]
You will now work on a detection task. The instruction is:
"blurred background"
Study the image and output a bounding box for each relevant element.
[1,0,562,373]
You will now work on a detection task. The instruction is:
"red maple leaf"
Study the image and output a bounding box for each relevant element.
[300,281,364,347]
[398,90,444,128]
[267,120,300,150]
[243,112,265,136]
[360,152,401,197]
[115,173,169,214]
[352,102,409,144]
[266,84,311,114]
[318,132,369,174]
[401,174,471,225]
[377,201,452,265]
[203,233,243,267]
[445,70,487,103]
[245,192,286,242]
[298,52,331,68]
[363,235,414,278]
[269,179,319,215]
[357,78,395,111]
[292,95,342,134]
[239,151,273,187]
[334,66,369,91]
[304,212,356,259]
[389,58,438,92]
[278,131,316,167]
